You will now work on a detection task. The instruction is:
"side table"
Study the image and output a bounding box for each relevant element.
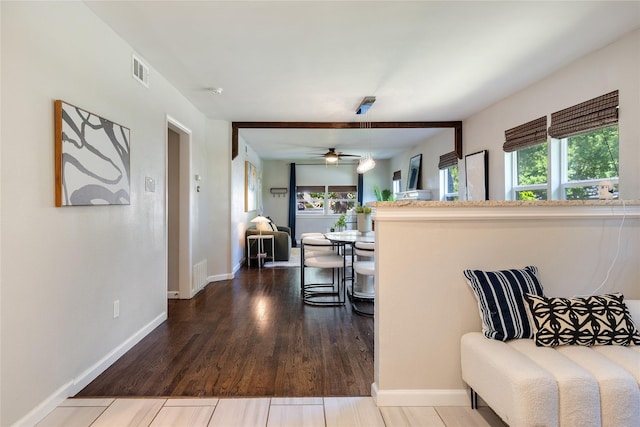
[246,234,275,268]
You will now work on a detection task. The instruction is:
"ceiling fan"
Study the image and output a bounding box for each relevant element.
[315,148,360,163]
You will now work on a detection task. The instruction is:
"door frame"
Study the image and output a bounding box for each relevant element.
[166,115,193,299]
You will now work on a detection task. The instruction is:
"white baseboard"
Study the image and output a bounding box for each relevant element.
[167,291,179,299]
[233,259,244,275]
[13,312,167,427]
[208,273,233,282]
[371,383,469,407]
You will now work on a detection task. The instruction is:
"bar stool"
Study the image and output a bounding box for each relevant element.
[301,236,345,306]
[352,241,375,316]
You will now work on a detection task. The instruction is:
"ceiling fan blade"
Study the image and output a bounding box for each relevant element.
[338,154,360,157]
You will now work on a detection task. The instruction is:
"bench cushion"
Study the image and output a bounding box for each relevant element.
[461,332,558,427]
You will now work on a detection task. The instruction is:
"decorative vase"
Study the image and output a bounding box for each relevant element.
[357,213,372,233]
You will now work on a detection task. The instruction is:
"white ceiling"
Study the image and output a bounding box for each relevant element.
[85,1,640,161]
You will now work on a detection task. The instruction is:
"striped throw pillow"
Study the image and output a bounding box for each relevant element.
[464,266,544,341]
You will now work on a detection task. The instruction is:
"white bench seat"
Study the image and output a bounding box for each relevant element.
[461,300,640,427]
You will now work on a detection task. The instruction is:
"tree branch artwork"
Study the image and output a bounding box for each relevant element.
[55,100,130,206]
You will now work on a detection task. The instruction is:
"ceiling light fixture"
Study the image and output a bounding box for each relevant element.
[357,153,376,173]
[207,87,224,94]
[325,153,339,163]
[356,96,376,173]
[356,96,376,115]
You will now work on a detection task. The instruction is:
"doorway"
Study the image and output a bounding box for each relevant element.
[167,116,192,300]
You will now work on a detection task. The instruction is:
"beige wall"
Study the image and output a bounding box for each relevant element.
[390,129,455,198]
[375,27,640,406]
[373,203,640,405]
[461,28,640,200]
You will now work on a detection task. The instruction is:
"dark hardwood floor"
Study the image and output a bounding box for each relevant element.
[76,265,374,398]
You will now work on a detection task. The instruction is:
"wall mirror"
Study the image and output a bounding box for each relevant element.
[406,154,422,191]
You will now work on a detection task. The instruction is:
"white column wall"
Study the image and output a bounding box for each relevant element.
[0,3,231,425]
[373,203,640,406]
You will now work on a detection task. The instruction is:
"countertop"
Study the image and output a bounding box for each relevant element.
[370,200,640,208]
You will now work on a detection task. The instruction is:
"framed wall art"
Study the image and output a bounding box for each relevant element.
[245,161,258,212]
[406,154,422,191]
[54,100,130,206]
[465,149,488,200]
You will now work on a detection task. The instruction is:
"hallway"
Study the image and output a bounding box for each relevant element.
[77,266,374,397]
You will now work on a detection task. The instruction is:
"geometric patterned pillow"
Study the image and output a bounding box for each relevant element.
[523,293,640,347]
[464,266,544,341]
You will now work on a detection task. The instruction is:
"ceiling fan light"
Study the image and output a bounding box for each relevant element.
[325,155,339,163]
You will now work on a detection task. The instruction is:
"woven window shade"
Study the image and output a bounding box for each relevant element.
[296,186,325,193]
[548,90,618,139]
[392,170,401,180]
[328,185,357,193]
[438,151,459,169]
[503,116,547,152]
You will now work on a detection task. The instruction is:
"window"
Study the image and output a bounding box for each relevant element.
[506,91,619,201]
[440,165,459,201]
[296,186,325,215]
[327,186,357,214]
[507,126,619,200]
[296,185,357,215]
[511,143,548,200]
[561,125,619,200]
[392,170,402,195]
[438,151,459,201]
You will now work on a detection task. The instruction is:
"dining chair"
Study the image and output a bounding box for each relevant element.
[352,241,375,316]
[300,236,346,306]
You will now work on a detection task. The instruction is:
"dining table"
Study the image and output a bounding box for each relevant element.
[324,230,375,315]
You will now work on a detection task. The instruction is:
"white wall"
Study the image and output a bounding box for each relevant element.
[390,129,455,199]
[261,160,291,226]
[198,119,232,282]
[362,159,391,202]
[462,28,640,200]
[0,2,231,425]
[231,135,262,271]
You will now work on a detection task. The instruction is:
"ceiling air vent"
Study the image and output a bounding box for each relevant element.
[132,54,149,87]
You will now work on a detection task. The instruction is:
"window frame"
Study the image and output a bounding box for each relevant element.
[296,185,357,216]
[558,127,619,200]
[506,124,619,201]
[440,164,459,201]
[508,142,549,201]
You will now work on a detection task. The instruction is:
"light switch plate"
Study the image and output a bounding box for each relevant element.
[145,176,155,192]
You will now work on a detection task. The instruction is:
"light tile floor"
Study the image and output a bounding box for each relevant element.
[37,397,504,427]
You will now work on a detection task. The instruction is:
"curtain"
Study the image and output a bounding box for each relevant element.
[288,163,296,247]
[357,173,363,206]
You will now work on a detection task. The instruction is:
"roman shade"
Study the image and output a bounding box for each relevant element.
[328,185,357,193]
[296,186,325,193]
[392,170,401,181]
[503,116,548,152]
[548,90,619,139]
[438,151,459,169]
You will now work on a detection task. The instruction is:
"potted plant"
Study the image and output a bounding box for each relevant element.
[355,205,372,233]
[374,185,395,201]
[334,213,347,231]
